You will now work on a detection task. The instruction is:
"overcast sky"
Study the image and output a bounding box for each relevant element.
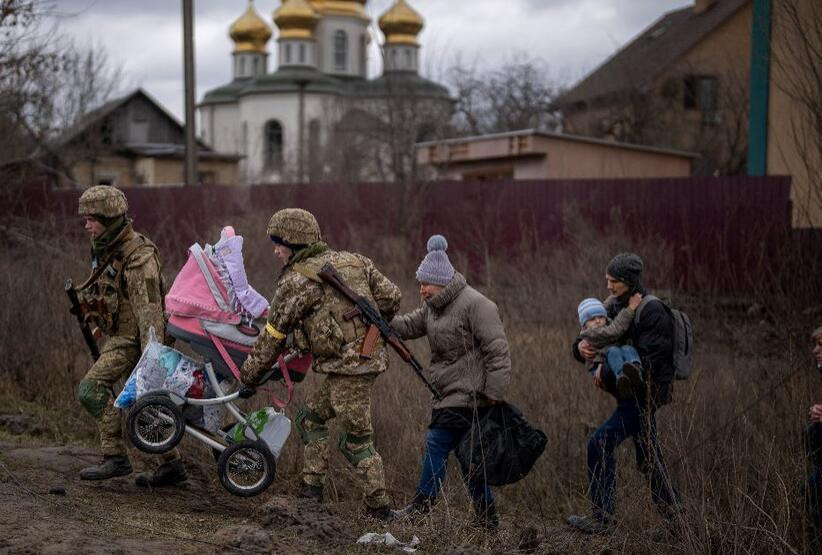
[50,0,692,121]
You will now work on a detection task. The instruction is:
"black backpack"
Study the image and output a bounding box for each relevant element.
[635,294,694,380]
[455,403,547,486]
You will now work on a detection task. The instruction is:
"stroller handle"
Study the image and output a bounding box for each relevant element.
[258,349,301,385]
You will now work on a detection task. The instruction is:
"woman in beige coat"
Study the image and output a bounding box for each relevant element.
[390,235,511,530]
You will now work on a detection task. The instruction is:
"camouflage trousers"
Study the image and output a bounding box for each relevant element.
[299,373,388,509]
[78,335,178,462]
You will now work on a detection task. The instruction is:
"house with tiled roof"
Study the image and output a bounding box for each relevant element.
[554,0,752,176]
[7,89,241,188]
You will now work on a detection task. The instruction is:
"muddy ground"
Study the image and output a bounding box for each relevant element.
[0,414,659,554]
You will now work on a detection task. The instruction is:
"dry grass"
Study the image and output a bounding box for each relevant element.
[1,209,819,553]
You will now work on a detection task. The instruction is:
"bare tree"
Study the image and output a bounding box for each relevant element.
[448,53,562,136]
[573,62,750,176]
[771,0,821,226]
[0,0,123,184]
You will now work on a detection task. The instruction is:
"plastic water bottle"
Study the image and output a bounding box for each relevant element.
[229,408,291,458]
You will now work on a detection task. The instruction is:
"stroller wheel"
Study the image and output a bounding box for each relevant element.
[217,441,276,497]
[127,394,185,454]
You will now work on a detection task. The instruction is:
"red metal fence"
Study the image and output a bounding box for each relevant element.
[5,176,809,294]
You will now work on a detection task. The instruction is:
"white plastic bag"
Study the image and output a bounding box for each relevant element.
[114,328,204,409]
[115,328,165,408]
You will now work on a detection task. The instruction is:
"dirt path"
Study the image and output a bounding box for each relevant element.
[0,442,367,554]
[0,440,620,554]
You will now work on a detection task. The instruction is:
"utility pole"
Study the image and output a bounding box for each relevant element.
[183,0,197,185]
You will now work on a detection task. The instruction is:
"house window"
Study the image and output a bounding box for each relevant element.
[95,173,118,186]
[684,75,717,110]
[334,30,348,71]
[133,101,148,122]
[264,120,284,169]
[684,75,719,124]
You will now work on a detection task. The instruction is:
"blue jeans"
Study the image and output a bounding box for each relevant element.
[416,427,493,505]
[604,345,641,376]
[587,399,679,519]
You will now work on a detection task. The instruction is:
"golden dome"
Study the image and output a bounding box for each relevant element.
[274,0,320,40]
[379,0,424,46]
[309,0,369,21]
[230,1,272,53]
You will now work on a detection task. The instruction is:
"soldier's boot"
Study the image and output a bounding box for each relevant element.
[298,482,323,502]
[80,455,133,480]
[391,492,434,520]
[471,498,499,531]
[134,459,187,487]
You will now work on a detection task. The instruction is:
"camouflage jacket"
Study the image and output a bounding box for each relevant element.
[77,225,166,351]
[241,249,401,385]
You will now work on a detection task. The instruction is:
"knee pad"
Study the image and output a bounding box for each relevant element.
[78,378,111,419]
[338,432,376,466]
[295,406,328,444]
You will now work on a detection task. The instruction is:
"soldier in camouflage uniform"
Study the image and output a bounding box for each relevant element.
[75,186,187,485]
[240,208,401,520]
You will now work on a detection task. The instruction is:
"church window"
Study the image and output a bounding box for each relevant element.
[404,49,412,70]
[285,44,292,64]
[239,56,246,76]
[299,43,306,64]
[334,30,348,71]
[264,120,284,169]
[391,49,397,69]
[252,57,259,75]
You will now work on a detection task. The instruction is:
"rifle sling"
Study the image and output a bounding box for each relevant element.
[292,263,322,283]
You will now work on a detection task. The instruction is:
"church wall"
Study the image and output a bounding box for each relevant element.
[315,15,369,78]
[200,102,243,184]
[239,92,336,180]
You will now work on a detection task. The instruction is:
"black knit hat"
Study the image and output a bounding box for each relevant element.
[606,252,644,288]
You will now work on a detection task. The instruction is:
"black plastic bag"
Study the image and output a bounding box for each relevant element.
[455,403,547,486]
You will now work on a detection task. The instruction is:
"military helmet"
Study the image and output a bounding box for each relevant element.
[267,208,322,246]
[78,185,128,218]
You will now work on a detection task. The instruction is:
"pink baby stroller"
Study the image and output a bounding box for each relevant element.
[125,226,311,496]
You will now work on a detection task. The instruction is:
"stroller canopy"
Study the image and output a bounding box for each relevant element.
[166,226,268,324]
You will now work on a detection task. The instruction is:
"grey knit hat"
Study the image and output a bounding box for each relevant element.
[606,252,644,288]
[416,235,455,286]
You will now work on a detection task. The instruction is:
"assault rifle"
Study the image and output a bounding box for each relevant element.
[65,279,100,361]
[317,263,442,400]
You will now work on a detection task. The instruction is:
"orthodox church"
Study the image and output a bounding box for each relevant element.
[199,0,452,184]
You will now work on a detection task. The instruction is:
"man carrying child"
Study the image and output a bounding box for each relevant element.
[568,252,681,536]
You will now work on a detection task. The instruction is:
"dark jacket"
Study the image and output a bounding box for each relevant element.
[573,285,675,406]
